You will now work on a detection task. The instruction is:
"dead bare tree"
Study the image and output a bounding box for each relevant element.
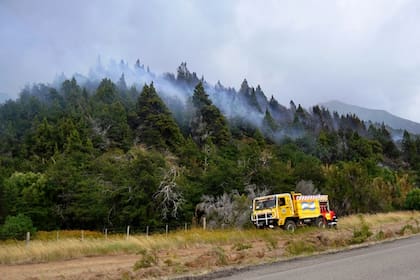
[153,166,185,219]
[244,184,270,200]
[87,115,111,149]
[196,185,271,229]
[196,192,236,229]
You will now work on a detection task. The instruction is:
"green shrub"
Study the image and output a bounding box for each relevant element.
[350,216,372,244]
[232,242,252,251]
[399,224,415,235]
[375,230,385,241]
[261,232,278,250]
[414,219,419,232]
[285,240,316,255]
[213,247,228,265]
[405,189,420,210]
[133,249,158,270]
[0,214,36,240]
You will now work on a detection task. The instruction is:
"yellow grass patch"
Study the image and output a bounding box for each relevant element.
[0,211,419,265]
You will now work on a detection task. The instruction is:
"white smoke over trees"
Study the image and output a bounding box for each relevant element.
[295,180,320,195]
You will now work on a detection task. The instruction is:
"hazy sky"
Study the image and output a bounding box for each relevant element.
[2,0,420,122]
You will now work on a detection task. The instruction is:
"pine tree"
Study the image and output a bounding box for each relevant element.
[255,85,268,111]
[239,79,250,96]
[61,78,84,113]
[136,83,184,151]
[94,78,117,104]
[402,130,417,164]
[190,82,231,146]
[117,73,128,92]
[263,108,278,133]
[249,88,262,113]
[176,62,199,86]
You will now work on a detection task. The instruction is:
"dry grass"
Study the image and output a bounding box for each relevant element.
[0,211,419,266]
[339,211,420,230]
[0,238,140,264]
[36,230,103,240]
[0,229,276,265]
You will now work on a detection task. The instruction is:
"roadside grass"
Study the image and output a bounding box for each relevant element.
[0,211,419,266]
[0,238,145,264]
[285,239,316,256]
[0,228,279,264]
[338,211,419,230]
[349,215,373,244]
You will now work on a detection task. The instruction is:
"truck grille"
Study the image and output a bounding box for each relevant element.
[257,213,272,219]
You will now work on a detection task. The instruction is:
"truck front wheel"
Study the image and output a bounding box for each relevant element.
[284,220,296,232]
[316,217,326,228]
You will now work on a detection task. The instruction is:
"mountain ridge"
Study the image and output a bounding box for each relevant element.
[320,100,420,135]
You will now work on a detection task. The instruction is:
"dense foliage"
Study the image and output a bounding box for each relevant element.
[0,214,36,240]
[405,189,420,210]
[0,61,419,234]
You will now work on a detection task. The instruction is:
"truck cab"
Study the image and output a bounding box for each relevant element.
[252,193,294,228]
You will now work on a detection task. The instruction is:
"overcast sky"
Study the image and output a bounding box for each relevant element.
[1,0,420,122]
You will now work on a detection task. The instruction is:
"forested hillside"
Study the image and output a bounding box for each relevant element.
[1,59,420,233]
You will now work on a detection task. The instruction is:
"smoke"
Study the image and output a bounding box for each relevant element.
[3,1,420,122]
[30,57,405,145]
[54,57,272,132]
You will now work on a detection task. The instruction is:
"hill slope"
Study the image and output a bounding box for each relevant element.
[320,100,420,134]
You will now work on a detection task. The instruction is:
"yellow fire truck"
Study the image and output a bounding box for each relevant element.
[251,192,337,231]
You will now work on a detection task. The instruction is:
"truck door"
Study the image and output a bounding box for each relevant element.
[277,194,294,225]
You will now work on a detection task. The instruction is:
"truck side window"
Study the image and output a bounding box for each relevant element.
[278,197,285,206]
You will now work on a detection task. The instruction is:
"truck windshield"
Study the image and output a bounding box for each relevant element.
[255,198,276,210]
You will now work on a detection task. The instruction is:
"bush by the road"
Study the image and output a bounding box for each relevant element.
[405,189,420,210]
[0,214,36,240]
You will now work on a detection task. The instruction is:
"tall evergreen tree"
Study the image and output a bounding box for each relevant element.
[190,82,231,146]
[402,130,416,163]
[62,78,82,107]
[117,73,128,93]
[368,124,399,159]
[239,79,250,96]
[249,88,262,113]
[94,78,117,104]
[254,85,268,112]
[136,83,184,151]
[262,108,278,136]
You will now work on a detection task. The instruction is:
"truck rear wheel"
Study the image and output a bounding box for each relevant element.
[284,220,296,232]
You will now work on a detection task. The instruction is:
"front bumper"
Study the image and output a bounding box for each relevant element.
[328,217,338,227]
[251,213,277,227]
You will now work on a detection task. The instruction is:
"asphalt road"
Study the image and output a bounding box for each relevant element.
[217,235,420,280]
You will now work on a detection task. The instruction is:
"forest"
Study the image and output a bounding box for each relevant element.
[1,60,420,236]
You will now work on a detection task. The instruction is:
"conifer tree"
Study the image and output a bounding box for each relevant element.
[61,78,84,113]
[117,73,128,92]
[136,83,184,151]
[94,78,117,104]
[190,82,231,146]
[263,108,278,133]
[249,88,262,113]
